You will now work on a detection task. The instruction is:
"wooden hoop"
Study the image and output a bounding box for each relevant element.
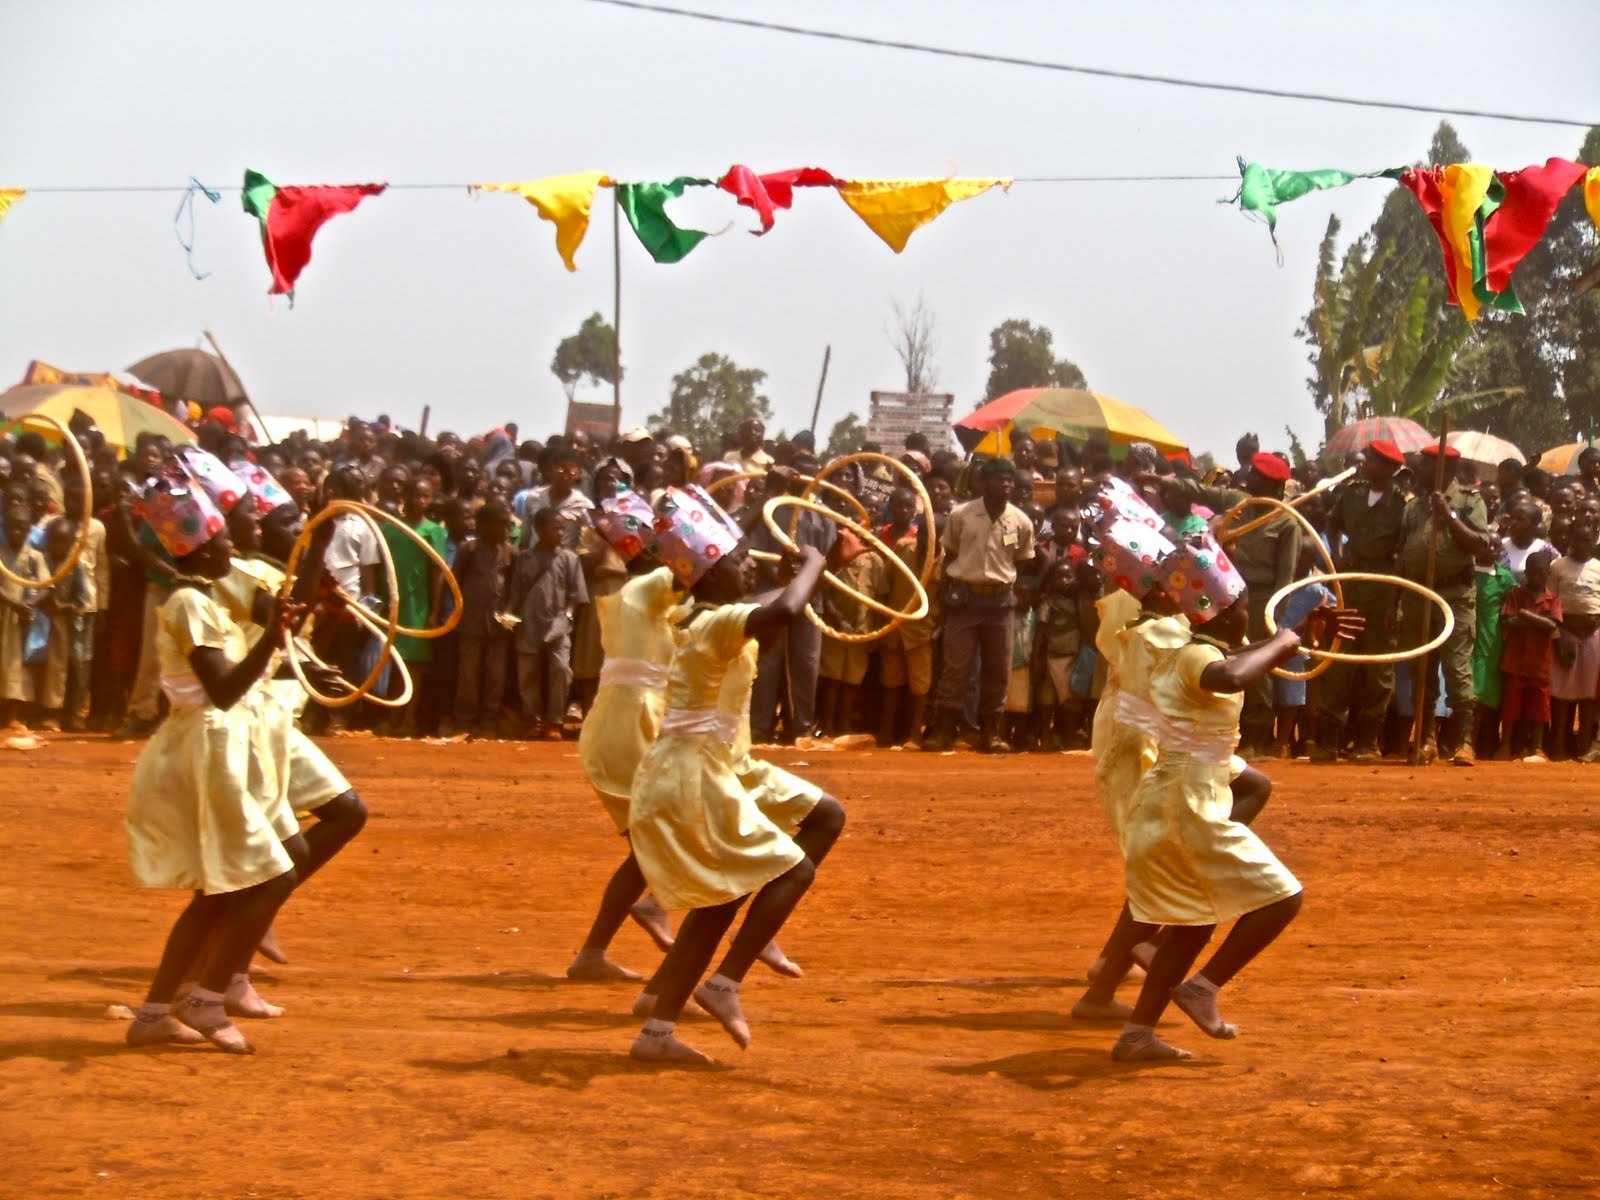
[281,501,400,707]
[705,469,872,527]
[0,413,92,589]
[762,495,929,644]
[327,504,463,640]
[332,597,416,709]
[806,453,937,588]
[1218,466,1356,542]
[1212,494,1345,682]
[1264,572,1455,664]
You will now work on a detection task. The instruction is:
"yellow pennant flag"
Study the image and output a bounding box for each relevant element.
[0,189,24,224]
[835,178,1009,253]
[1585,166,1600,234]
[1439,164,1494,321]
[475,172,612,271]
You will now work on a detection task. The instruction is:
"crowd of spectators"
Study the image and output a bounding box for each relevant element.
[2,408,1599,766]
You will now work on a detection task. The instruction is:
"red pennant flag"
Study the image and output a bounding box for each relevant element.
[717,165,839,234]
[1482,158,1589,293]
[242,169,386,296]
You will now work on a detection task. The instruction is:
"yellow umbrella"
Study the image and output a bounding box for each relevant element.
[0,383,195,457]
[956,387,1187,458]
[1535,441,1593,477]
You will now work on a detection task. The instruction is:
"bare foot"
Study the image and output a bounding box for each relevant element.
[1111,1030,1192,1062]
[225,977,285,1019]
[630,1027,715,1065]
[125,1012,205,1047]
[1172,979,1238,1039]
[1071,997,1134,1022]
[257,924,289,965]
[566,952,644,982]
[756,939,802,979]
[177,998,255,1054]
[693,979,751,1050]
[629,897,675,952]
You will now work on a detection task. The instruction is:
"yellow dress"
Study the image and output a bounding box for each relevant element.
[577,566,684,833]
[125,587,294,895]
[214,557,350,817]
[628,603,810,911]
[1121,640,1301,926]
[1093,602,1191,851]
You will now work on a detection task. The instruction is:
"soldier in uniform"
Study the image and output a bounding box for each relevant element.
[1397,443,1491,765]
[1157,452,1300,759]
[1314,439,1407,762]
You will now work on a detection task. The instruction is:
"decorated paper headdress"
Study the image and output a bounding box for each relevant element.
[1162,533,1247,624]
[1096,516,1176,599]
[653,485,742,586]
[174,446,246,513]
[593,488,659,562]
[1091,476,1164,531]
[136,468,227,559]
[227,458,294,516]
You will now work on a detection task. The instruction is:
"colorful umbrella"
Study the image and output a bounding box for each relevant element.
[1322,416,1436,461]
[1446,430,1524,472]
[953,388,1186,457]
[1534,441,1594,477]
[0,383,195,457]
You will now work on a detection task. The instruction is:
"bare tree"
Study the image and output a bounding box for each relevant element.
[887,294,939,394]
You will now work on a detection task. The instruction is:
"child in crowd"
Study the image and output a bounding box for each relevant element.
[1498,501,1550,583]
[502,507,589,740]
[1548,505,1600,761]
[1271,542,1333,760]
[875,487,936,748]
[817,529,886,738]
[1034,559,1084,750]
[33,516,92,732]
[1471,537,1517,757]
[1500,550,1560,762]
[380,477,447,735]
[1,500,46,727]
[451,499,515,736]
[1005,578,1039,750]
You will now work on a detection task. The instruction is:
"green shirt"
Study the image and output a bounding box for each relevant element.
[381,518,448,662]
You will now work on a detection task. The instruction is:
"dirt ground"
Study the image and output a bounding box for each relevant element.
[3,736,1598,1200]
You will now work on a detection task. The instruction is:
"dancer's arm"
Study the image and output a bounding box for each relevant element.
[1201,608,1364,694]
[191,595,307,712]
[744,545,826,643]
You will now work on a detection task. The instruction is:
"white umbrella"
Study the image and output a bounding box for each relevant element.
[1447,430,1523,472]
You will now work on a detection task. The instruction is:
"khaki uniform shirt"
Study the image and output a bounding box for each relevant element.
[942,499,1035,586]
[1399,480,1490,589]
[1168,478,1299,591]
[1325,480,1406,571]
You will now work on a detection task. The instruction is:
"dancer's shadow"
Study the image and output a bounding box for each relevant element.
[881,1010,1072,1033]
[881,976,1083,991]
[937,1046,1218,1092]
[47,965,153,987]
[0,1037,182,1068]
[0,1000,120,1021]
[378,971,573,990]
[412,1048,733,1090]
[429,1007,637,1032]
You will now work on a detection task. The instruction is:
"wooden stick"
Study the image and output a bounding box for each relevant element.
[1409,411,1452,763]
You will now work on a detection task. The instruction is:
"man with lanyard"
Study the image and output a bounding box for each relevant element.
[924,456,1035,754]
[1154,451,1300,761]
[1398,443,1491,765]
[1315,439,1407,763]
[723,417,775,477]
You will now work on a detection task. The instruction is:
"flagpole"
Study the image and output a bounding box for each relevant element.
[612,188,623,437]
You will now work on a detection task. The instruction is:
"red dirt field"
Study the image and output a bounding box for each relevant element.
[3,737,1598,1199]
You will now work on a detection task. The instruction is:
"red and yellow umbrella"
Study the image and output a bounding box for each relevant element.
[954,388,1186,458]
[0,383,195,457]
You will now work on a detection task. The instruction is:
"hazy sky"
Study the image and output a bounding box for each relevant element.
[2,0,1595,459]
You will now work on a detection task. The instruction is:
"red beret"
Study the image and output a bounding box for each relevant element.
[1366,439,1405,465]
[1251,452,1291,482]
[205,405,237,431]
[1419,443,1461,460]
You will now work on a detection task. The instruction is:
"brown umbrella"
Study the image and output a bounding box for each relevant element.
[127,348,246,408]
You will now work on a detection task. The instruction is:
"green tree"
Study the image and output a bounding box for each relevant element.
[550,313,620,401]
[649,353,772,457]
[982,319,1088,402]
[826,412,867,458]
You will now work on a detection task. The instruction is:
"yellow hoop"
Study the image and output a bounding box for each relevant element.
[1212,493,1345,682]
[327,504,463,640]
[761,495,929,644]
[1264,572,1455,664]
[331,597,416,709]
[281,501,399,708]
[806,453,937,588]
[1218,466,1356,542]
[705,469,872,528]
[0,413,92,589]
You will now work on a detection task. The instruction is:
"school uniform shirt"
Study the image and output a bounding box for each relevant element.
[324,512,381,596]
[942,498,1035,587]
[504,544,588,652]
[1500,587,1561,681]
[723,447,776,475]
[1,543,46,702]
[511,485,595,549]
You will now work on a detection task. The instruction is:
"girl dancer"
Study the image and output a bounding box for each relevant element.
[628,487,845,1065]
[123,469,307,1053]
[1112,535,1360,1062]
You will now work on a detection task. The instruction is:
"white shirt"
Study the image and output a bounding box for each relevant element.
[1499,536,1550,584]
[325,513,381,594]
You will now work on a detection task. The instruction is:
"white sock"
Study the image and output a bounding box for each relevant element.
[1118,1023,1155,1040]
[704,973,740,994]
[189,986,223,1004]
[642,1018,675,1037]
[136,1001,170,1019]
[1185,973,1220,995]
[573,948,604,961]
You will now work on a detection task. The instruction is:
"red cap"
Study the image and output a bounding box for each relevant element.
[1366,439,1404,465]
[1250,451,1291,482]
[1419,443,1461,460]
[205,405,237,431]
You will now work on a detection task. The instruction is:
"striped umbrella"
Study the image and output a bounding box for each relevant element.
[953,387,1186,457]
[1534,441,1594,477]
[0,383,195,457]
[1322,416,1436,460]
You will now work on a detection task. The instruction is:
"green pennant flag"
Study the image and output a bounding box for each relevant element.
[1228,158,1403,242]
[615,177,713,264]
